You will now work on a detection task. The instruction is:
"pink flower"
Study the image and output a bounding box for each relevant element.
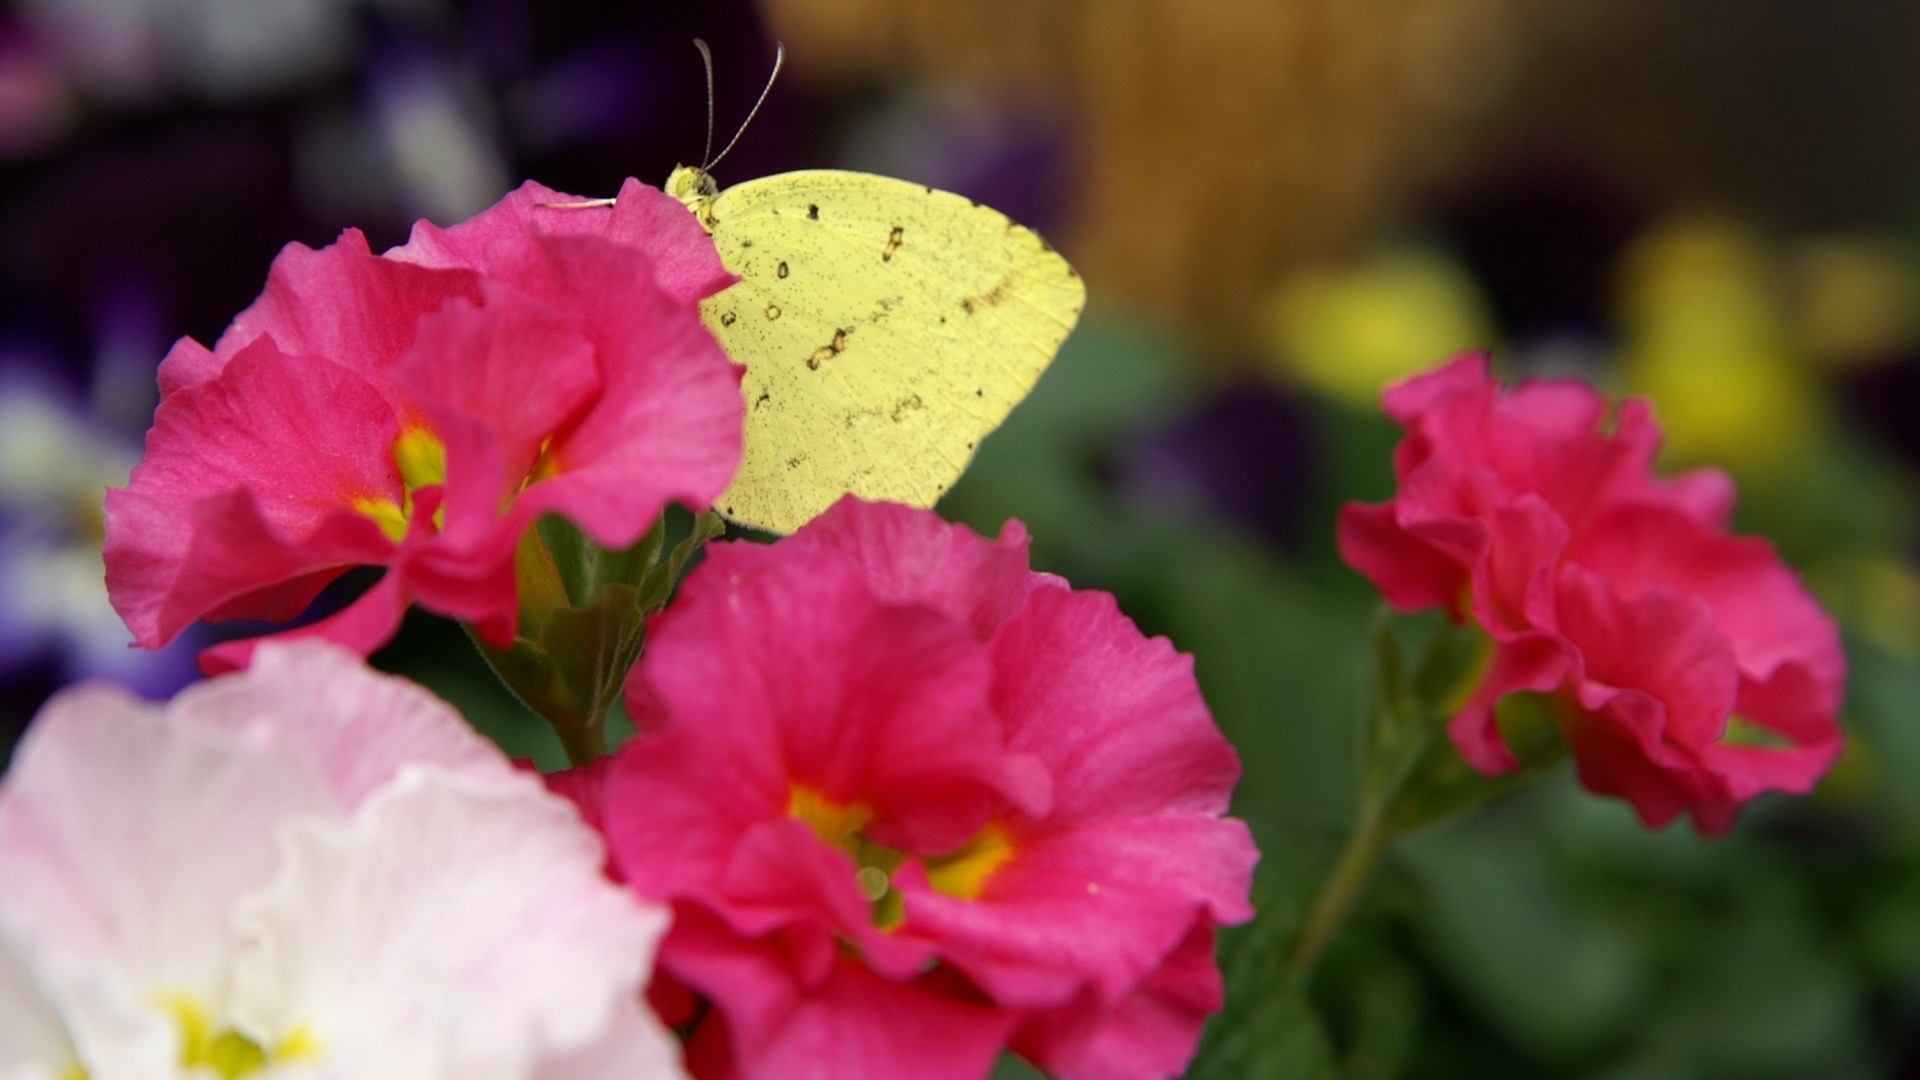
[1338,354,1845,831]
[0,642,683,1079]
[581,498,1256,1080]
[104,179,743,670]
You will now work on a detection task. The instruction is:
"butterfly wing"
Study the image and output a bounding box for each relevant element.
[699,169,1084,534]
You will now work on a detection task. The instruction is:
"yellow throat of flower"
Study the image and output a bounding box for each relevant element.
[157,994,321,1079]
[788,786,1016,930]
[355,426,449,543]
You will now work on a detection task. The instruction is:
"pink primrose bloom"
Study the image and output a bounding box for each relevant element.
[104,178,743,670]
[1338,354,1845,831]
[581,498,1257,1080]
[0,641,683,1079]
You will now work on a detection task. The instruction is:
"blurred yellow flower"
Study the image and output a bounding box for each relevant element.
[1260,247,1495,407]
[1616,218,1823,475]
[1792,236,1920,370]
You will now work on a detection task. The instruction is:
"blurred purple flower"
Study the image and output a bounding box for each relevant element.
[839,91,1076,237]
[0,18,76,158]
[18,0,439,103]
[1114,378,1320,554]
[0,360,202,700]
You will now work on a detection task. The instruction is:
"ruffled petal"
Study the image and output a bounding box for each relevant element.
[229,767,676,1080]
[0,684,334,1002]
[391,178,734,306]
[1011,921,1223,1080]
[105,337,402,648]
[789,497,1043,639]
[899,815,1253,1009]
[213,228,481,389]
[496,233,744,551]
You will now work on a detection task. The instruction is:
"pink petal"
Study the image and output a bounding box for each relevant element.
[391,285,600,493]
[897,816,1253,1009]
[1336,501,1468,614]
[198,571,409,675]
[212,228,481,389]
[662,909,1013,1080]
[990,586,1239,824]
[789,497,1044,640]
[497,233,745,550]
[628,542,1033,840]
[392,178,734,306]
[1446,632,1570,775]
[1012,921,1223,1080]
[105,336,402,648]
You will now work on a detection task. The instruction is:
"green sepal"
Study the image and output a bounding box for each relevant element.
[1363,613,1567,836]
[472,509,724,765]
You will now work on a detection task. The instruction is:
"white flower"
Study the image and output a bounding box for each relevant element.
[0,643,684,1080]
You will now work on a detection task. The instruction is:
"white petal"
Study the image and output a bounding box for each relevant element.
[230,767,677,1080]
[0,916,74,1079]
[531,996,685,1080]
[167,643,518,806]
[0,684,333,1003]
[0,913,174,1080]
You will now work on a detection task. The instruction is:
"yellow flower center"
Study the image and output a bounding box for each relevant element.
[789,786,1016,929]
[158,994,321,1079]
[355,426,449,542]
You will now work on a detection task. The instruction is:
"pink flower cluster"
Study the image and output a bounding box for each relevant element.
[105,179,744,671]
[77,179,1259,1080]
[570,498,1257,1080]
[1339,355,1845,831]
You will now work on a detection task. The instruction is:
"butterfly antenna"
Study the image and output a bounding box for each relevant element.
[707,41,784,174]
[694,38,717,171]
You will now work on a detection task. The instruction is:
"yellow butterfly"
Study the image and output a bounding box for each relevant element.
[665,163,1086,534]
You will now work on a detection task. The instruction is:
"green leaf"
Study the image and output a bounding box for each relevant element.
[989,1056,1049,1080]
[1398,786,1649,1061]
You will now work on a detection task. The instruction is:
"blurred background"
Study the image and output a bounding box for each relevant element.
[2,1,1918,1077]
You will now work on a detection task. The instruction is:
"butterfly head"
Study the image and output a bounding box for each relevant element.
[666,165,721,229]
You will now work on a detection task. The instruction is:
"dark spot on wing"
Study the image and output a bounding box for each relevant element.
[807,204,819,220]
[720,311,737,327]
[777,261,789,279]
[755,390,771,410]
[962,275,1016,314]
[741,239,753,249]
[806,327,851,370]
[882,226,904,263]
[974,388,984,397]
[765,303,782,321]
[890,394,924,422]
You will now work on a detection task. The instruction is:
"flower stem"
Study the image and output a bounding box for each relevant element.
[551,711,607,767]
[1286,801,1398,975]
